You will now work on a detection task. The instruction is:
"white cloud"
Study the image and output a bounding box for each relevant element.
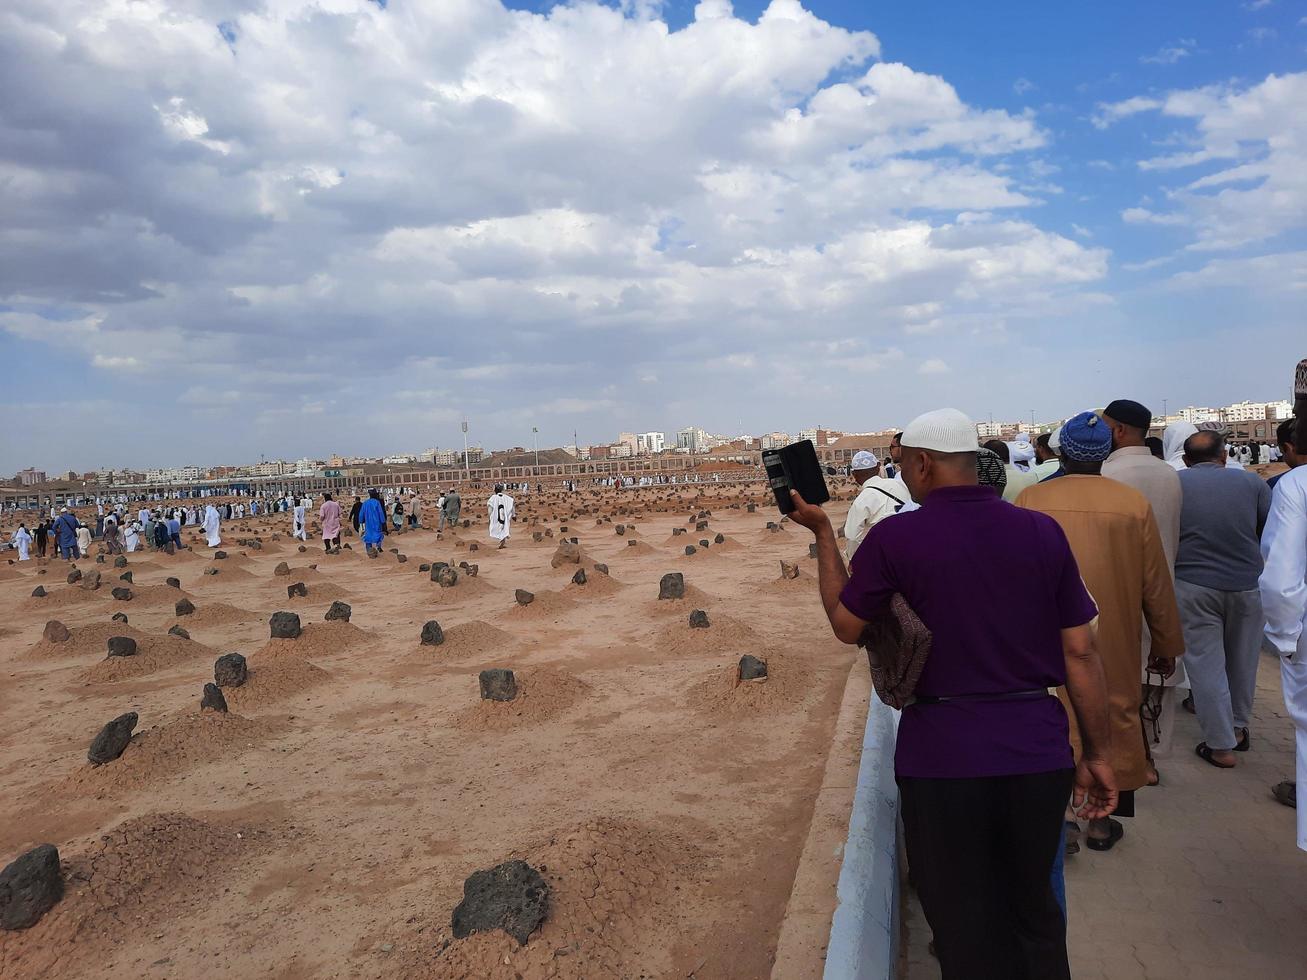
[1013,77,1036,95]
[0,0,1110,469]
[91,354,143,371]
[1100,73,1307,254]
[1092,95,1163,129]
[1140,39,1197,66]
[918,358,950,374]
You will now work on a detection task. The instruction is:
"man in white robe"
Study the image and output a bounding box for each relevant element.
[11,524,32,560]
[203,504,222,548]
[487,485,515,548]
[293,499,307,540]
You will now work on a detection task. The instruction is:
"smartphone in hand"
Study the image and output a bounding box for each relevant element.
[763,440,830,515]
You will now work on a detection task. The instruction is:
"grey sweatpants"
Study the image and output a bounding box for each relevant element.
[1175,579,1264,752]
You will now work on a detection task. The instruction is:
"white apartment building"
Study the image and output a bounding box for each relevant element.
[760,431,791,450]
[144,465,204,483]
[382,454,416,465]
[609,444,633,458]
[1221,400,1293,422]
[432,449,460,467]
[976,421,1006,439]
[676,426,709,453]
[636,431,665,455]
[293,458,318,477]
[1178,406,1221,424]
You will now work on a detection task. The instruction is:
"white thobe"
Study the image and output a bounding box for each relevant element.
[12,528,31,560]
[488,493,515,540]
[1260,465,1307,851]
[844,477,910,562]
[293,505,307,539]
[203,507,222,547]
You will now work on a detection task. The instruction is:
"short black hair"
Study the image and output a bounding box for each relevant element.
[890,432,902,445]
[1144,436,1165,459]
[1276,417,1297,449]
[1184,430,1224,463]
[1035,433,1051,451]
[982,439,1010,463]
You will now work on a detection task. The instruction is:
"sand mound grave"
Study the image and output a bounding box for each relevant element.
[563,570,623,597]
[76,633,216,684]
[252,620,371,659]
[224,656,330,710]
[25,621,147,661]
[53,711,276,798]
[284,581,353,605]
[427,572,497,601]
[756,566,818,596]
[117,583,198,607]
[613,540,658,557]
[191,563,258,583]
[22,585,108,610]
[0,811,278,980]
[653,614,760,656]
[685,651,807,716]
[419,817,710,979]
[502,588,577,621]
[452,667,590,732]
[420,621,517,659]
[640,582,716,618]
[175,600,264,628]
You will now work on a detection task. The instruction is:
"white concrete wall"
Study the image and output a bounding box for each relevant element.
[823,698,901,980]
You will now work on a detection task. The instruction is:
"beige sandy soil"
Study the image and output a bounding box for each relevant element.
[0,482,863,979]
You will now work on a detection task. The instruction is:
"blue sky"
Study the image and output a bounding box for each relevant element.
[1,0,1304,471]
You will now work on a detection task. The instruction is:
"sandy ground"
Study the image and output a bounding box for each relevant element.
[0,483,861,979]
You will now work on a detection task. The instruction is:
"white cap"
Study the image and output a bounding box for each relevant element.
[851,450,879,470]
[901,408,978,454]
[1050,426,1063,451]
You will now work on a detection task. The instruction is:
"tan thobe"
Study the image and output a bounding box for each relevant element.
[1103,446,1188,756]
[1016,474,1185,791]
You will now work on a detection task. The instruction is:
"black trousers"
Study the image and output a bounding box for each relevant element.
[899,768,1074,980]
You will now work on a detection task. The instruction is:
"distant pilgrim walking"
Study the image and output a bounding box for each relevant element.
[487,485,515,548]
[203,503,222,548]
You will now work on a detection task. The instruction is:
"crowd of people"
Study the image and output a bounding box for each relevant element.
[795,390,1306,979]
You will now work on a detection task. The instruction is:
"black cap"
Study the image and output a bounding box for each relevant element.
[1103,399,1152,431]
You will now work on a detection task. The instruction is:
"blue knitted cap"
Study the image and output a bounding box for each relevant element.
[1060,411,1113,462]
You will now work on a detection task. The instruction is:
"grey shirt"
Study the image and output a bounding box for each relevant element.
[1176,462,1272,592]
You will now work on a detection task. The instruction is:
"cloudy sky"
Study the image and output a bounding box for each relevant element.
[1,0,1304,472]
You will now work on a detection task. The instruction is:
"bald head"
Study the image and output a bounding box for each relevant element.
[1183,429,1224,465]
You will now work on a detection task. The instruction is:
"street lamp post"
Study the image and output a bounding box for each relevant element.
[461,419,470,483]
[532,427,540,477]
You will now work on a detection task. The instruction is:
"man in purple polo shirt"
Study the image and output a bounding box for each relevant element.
[788,407,1117,980]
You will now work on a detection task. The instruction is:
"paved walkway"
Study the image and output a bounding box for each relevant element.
[903,651,1307,979]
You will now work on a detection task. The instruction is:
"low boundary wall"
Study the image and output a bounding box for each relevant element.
[823,697,901,980]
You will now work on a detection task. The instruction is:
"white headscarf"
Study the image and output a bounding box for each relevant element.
[1162,422,1197,471]
[1008,441,1036,470]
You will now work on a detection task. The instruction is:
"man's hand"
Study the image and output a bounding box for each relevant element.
[1071,757,1118,821]
[1146,654,1176,679]
[787,490,831,534]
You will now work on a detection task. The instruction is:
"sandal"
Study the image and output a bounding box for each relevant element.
[1063,820,1082,856]
[1234,728,1250,752]
[1085,818,1124,852]
[1196,742,1236,769]
[1272,781,1297,809]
